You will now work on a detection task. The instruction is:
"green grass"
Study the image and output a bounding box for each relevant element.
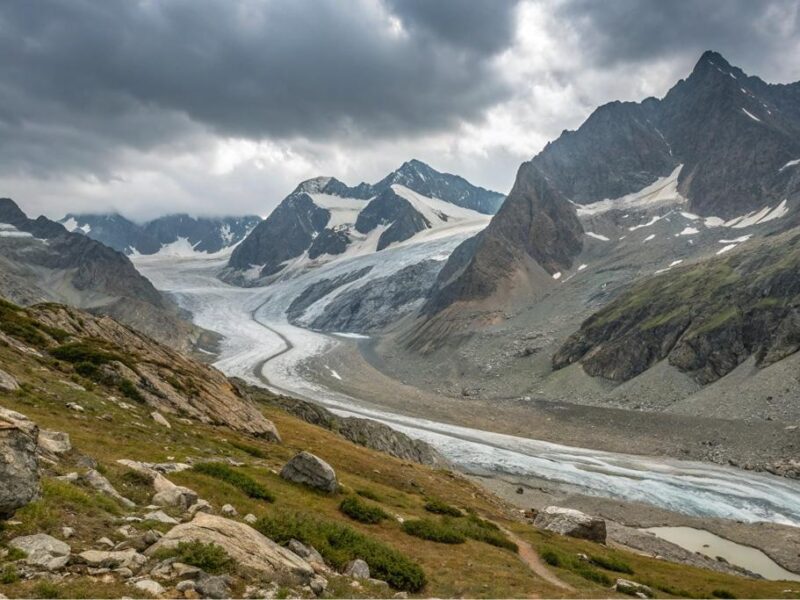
[355,488,381,502]
[228,439,269,459]
[152,541,232,574]
[256,511,426,592]
[539,545,610,585]
[423,498,463,517]
[50,340,132,367]
[589,553,634,574]
[456,514,517,552]
[402,518,466,544]
[191,462,275,502]
[339,496,390,524]
[32,581,62,599]
[1,564,19,584]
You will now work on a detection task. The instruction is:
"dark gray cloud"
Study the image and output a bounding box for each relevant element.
[558,0,800,82]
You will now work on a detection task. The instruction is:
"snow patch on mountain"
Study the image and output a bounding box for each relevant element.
[576,165,685,217]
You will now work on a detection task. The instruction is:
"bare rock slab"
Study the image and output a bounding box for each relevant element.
[0,408,40,518]
[280,451,338,493]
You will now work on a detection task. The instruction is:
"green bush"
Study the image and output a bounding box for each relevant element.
[456,514,517,552]
[153,541,231,574]
[191,462,275,502]
[541,548,562,567]
[590,553,634,574]
[424,498,463,517]
[339,496,389,524]
[402,518,466,544]
[538,546,610,585]
[117,378,144,402]
[1,564,19,584]
[50,340,129,366]
[32,581,61,598]
[256,511,426,592]
[712,590,736,599]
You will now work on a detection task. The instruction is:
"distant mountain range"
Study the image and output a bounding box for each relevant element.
[0,198,206,352]
[59,213,262,256]
[223,159,503,283]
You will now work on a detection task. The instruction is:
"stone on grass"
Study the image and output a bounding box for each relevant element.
[134,579,165,595]
[146,512,314,583]
[0,368,19,392]
[78,549,147,571]
[344,558,370,579]
[82,469,136,508]
[0,408,40,518]
[37,430,71,456]
[280,451,338,493]
[187,499,212,516]
[9,533,70,571]
[615,578,654,598]
[221,503,238,517]
[62,527,75,539]
[287,539,324,565]
[244,513,257,524]
[195,573,232,599]
[533,506,607,543]
[151,411,171,429]
[144,510,179,524]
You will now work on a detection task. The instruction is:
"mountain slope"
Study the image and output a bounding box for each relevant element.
[60,213,261,256]
[420,51,800,320]
[0,199,205,352]
[224,161,497,284]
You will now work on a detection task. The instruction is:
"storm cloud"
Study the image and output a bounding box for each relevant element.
[0,0,797,220]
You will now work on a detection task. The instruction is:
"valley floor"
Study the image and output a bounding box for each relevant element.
[133,249,800,581]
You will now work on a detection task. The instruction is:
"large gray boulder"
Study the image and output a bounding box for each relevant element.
[280,451,338,493]
[146,512,314,584]
[9,533,70,571]
[0,408,40,518]
[533,506,607,543]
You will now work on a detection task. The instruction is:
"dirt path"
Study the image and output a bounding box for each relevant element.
[500,526,575,592]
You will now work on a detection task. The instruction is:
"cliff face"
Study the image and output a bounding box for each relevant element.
[553,229,800,384]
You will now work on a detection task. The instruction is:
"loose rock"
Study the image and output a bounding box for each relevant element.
[344,558,370,579]
[615,578,655,598]
[10,533,70,571]
[151,411,171,429]
[221,503,238,517]
[82,469,136,508]
[533,506,607,543]
[280,451,338,493]
[134,579,165,596]
[0,368,19,391]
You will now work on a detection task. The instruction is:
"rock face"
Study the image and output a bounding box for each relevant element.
[0,407,40,518]
[418,50,800,323]
[30,303,280,440]
[225,160,501,282]
[554,230,800,384]
[0,368,19,391]
[59,213,261,256]
[533,506,607,543]
[10,534,70,570]
[147,513,314,583]
[280,451,338,492]
[243,385,447,467]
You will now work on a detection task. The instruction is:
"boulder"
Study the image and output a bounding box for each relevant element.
[37,430,71,457]
[0,408,40,518]
[221,504,238,517]
[280,451,338,493]
[152,485,198,510]
[133,579,165,595]
[614,578,654,598]
[151,411,171,429]
[287,539,324,565]
[78,549,147,571]
[0,368,19,392]
[187,499,213,516]
[9,533,70,571]
[146,512,314,583]
[533,506,607,543]
[82,469,136,508]
[344,558,370,580]
[195,573,232,599]
[143,510,178,524]
[243,513,257,524]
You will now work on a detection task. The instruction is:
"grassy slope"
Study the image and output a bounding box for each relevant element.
[1,307,799,598]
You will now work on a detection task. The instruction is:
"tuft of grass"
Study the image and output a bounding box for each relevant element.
[402,519,466,544]
[191,462,275,502]
[117,378,144,402]
[228,439,268,459]
[1,564,19,584]
[424,498,463,517]
[355,488,381,502]
[152,541,232,574]
[590,553,634,574]
[339,496,389,524]
[32,581,61,598]
[256,511,426,592]
[3,546,28,562]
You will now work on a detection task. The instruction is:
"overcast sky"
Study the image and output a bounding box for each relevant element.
[2,0,799,222]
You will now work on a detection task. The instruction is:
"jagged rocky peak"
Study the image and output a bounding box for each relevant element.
[224,161,498,283]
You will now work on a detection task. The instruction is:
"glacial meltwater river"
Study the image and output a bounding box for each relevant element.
[133,240,800,532]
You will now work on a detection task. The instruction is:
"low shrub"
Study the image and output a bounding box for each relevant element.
[401,518,466,544]
[339,496,389,524]
[117,378,144,402]
[457,514,517,552]
[50,340,129,366]
[424,498,463,517]
[538,546,610,585]
[191,462,275,502]
[153,541,231,574]
[541,548,562,567]
[256,511,426,592]
[1,564,19,584]
[32,581,61,598]
[712,590,736,599]
[590,553,634,574]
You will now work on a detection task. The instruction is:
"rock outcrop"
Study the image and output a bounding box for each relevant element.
[280,451,338,493]
[241,384,447,467]
[82,469,136,508]
[9,533,70,571]
[533,506,607,543]
[147,513,315,583]
[0,407,40,518]
[0,368,19,391]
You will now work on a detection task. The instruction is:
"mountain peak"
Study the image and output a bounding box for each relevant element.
[690,50,746,81]
[293,176,335,195]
